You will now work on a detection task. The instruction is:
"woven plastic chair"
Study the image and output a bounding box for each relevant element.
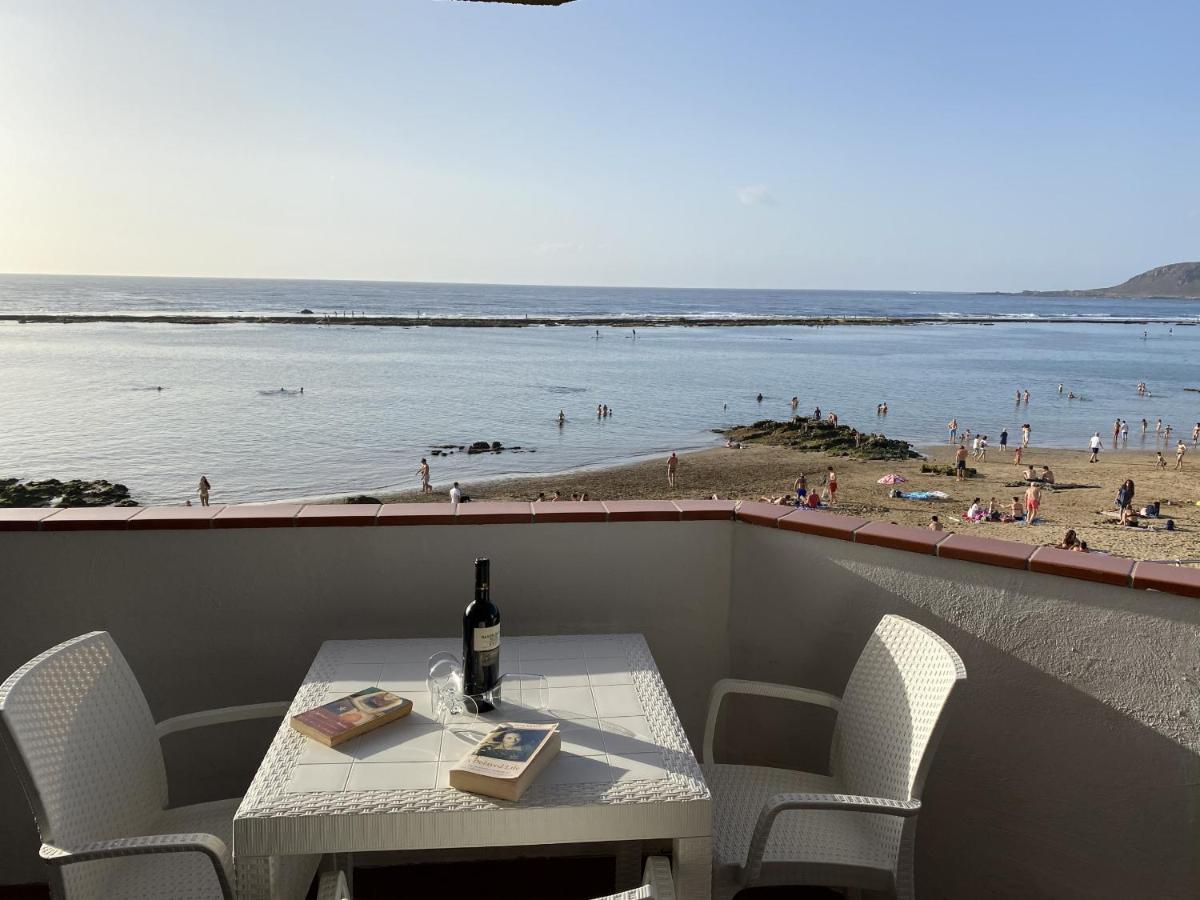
[701,614,966,900]
[0,631,320,900]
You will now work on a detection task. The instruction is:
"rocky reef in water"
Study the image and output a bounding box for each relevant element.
[0,478,138,507]
[724,417,919,461]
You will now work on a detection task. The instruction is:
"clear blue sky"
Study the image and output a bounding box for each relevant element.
[1,0,1197,290]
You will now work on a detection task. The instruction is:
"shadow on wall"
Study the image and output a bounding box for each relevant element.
[729,531,1200,900]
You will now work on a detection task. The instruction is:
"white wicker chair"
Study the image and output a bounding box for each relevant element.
[0,631,320,900]
[701,614,966,900]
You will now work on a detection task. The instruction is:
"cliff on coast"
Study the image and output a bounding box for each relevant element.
[1024,262,1200,299]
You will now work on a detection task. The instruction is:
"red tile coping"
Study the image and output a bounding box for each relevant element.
[129,506,224,530]
[734,501,794,527]
[1132,561,1200,599]
[212,505,302,528]
[854,521,948,556]
[296,504,382,527]
[937,533,1037,570]
[602,500,680,522]
[454,502,534,525]
[1029,546,1134,587]
[376,503,458,526]
[672,499,736,521]
[531,501,608,523]
[39,507,141,531]
[0,508,62,531]
[779,510,868,541]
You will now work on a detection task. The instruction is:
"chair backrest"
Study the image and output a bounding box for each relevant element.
[0,632,168,849]
[831,615,966,801]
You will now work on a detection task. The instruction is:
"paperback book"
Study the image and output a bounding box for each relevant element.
[290,687,412,747]
[449,722,561,801]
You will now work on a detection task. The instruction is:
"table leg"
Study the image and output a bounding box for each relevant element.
[234,854,272,900]
[673,836,712,900]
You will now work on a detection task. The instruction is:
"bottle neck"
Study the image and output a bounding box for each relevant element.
[473,559,490,604]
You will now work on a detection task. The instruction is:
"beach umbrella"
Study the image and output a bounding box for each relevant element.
[877,474,907,485]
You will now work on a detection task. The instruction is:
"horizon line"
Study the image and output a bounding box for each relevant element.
[0,270,1036,296]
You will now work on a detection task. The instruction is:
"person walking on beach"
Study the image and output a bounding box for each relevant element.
[1088,432,1103,463]
[970,435,980,459]
[1024,482,1042,525]
[978,435,988,461]
[948,418,958,442]
[793,473,808,505]
[999,428,1008,451]
[1156,451,1167,469]
[1177,440,1188,470]
[1013,444,1023,465]
[1021,424,1031,448]
[955,443,968,482]
[197,475,211,507]
[417,458,432,494]
[666,452,678,487]
[823,466,838,505]
[1192,422,1200,446]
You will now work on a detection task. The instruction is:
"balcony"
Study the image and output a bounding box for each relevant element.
[1,501,1197,898]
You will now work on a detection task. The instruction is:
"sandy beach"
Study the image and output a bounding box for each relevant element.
[378,442,1200,561]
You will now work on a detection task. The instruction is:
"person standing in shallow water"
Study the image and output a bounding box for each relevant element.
[197,475,211,507]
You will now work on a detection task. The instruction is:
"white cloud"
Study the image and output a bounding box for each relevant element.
[736,185,774,206]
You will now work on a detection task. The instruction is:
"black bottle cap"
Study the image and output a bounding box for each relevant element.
[474,558,490,587]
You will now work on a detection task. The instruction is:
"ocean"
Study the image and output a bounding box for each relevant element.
[1,275,1198,504]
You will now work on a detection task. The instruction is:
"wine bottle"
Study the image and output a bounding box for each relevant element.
[463,557,501,712]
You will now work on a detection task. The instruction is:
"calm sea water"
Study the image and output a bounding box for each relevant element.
[1,275,1198,504]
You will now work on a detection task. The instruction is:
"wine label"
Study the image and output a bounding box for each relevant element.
[473,625,500,652]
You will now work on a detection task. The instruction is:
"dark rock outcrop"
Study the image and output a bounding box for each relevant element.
[0,477,137,507]
[725,418,918,461]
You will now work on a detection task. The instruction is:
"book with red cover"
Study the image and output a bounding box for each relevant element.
[290,687,412,747]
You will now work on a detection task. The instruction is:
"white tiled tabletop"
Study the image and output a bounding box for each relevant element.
[233,634,711,900]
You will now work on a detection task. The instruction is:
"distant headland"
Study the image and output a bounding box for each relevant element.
[1023,262,1200,299]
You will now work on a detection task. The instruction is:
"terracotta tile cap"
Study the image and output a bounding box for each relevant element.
[779,509,868,541]
[602,500,681,522]
[531,501,608,523]
[735,501,794,527]
[1131,561,1200,599]
[454,502,534,524]
[296,504,382,526]
[937,533,1037,570]
[672,499,737,521]
[40,507,141,531]
[0,508,62,531]
[376,503,458,526]
[211,505,302,528]
[854,521,948,556]
[129,506,224,530]
[1029,546,1133,587]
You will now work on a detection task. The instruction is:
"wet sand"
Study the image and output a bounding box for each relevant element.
[380,442,1200,561]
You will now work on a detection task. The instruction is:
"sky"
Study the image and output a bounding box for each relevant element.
[0,0,1198,292]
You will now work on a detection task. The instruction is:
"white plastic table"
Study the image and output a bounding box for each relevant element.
[234,634,712,899]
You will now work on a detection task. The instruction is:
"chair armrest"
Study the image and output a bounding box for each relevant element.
[702,678,841,763]
[40,832,234,900]
[744,792,921,882]
[316,869,350,900]
[156,701,291,739]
